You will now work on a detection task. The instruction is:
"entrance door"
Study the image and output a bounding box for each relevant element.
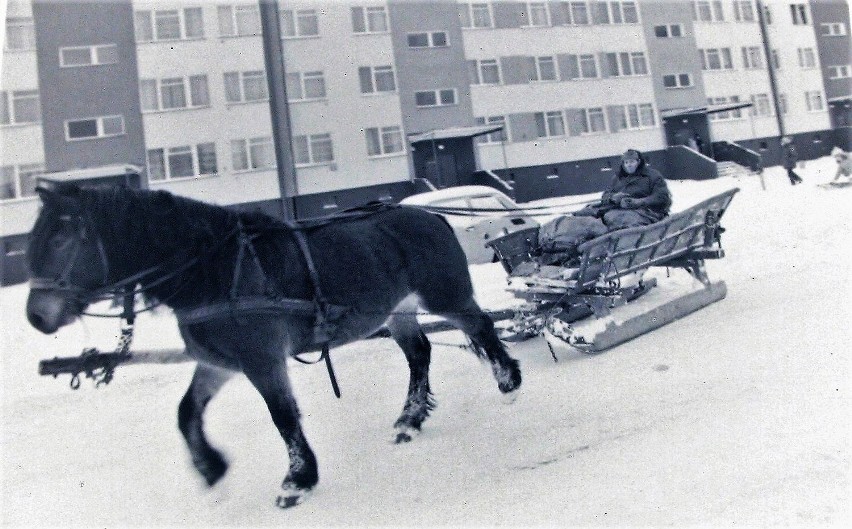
[425,151,459,188]
[664,114,712,158]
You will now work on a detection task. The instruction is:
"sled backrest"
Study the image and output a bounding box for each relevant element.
[486,226,540,274]
[572,188,739,292]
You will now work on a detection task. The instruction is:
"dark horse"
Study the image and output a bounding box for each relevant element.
[25,183,522,507]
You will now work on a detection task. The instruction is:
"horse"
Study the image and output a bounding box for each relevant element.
[25,183,522,508]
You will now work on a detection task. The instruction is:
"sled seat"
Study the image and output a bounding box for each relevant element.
[490,188,739,296]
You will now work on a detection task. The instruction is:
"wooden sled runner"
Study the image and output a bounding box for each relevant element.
[487,188,739,354]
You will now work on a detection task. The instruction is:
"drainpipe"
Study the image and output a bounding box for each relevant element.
[756,0,786,139]
[259,0,297,220]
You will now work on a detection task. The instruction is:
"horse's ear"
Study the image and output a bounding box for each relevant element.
[35,183,59,206]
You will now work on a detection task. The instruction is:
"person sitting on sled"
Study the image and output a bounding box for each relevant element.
[831,146,851,184]
[537,149,672,265]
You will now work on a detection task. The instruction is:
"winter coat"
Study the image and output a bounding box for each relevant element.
[835,154,852,178]
[576,165,672,222]
[782,144,799,170]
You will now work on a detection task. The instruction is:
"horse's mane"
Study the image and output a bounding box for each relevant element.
[29,184,304,309]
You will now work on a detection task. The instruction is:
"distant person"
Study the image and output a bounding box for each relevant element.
[537,149,672,264]
[781,137,803,185]
[831,146,851,184]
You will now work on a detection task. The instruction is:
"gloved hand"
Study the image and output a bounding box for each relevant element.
[610,192,629,204]
[620,197,642,208]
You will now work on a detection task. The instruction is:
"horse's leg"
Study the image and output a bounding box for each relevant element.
[178,363,235,486]
[433,299,522,395]
[240,354,318,508]
[387,311,434,443]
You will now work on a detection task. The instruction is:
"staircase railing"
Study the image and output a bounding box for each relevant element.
[712,141,763,172]
[666,146,718,180]
[471,169,516,198]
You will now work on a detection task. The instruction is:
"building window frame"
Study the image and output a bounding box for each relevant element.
[147,142,218,182]
[351,5,389,34]
[531,55,558,82]
[0,163,43,201]
[280,8,319,38]
[472,59,502,85]
[820,22,847,36]
[700,48,733,71]
[217,4,261,38]
[616,103,656,130]
[827,65,852,79]
[406,31,449,48]
[741,46,764,69]
[134,7,204,43]
[224,70,268,103]
[535,110,566,138]
[522,2,551,27]
[662,73,694,89]
[732,0,755,22]
[64,115,125,141]
[292,133,334,166]
[797,47,817,69]
[580,107,608,134]
[459,2,494,29]
[414,89,457,108]
[358,65,397,94]
[1,89,41,125]
[286,71,327,101]
[790,3,809,25]
[654,24,683,37]
[707,95,744,121]
[59,44,119,67]
[693,0,725,22]
[365,125,405,157]
[4,16,36,51]
[605,51,648,77]
[475,115,508,144]
[805,90,824,112]
[231,136,276,171]
[750,93,773,117]
[140,75,210,112]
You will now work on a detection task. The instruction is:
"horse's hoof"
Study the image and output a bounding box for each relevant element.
[276,485,311,509]
[195,452,228,487]
[392,426,420,444]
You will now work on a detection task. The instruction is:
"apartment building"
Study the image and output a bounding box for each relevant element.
[1,0,850,284]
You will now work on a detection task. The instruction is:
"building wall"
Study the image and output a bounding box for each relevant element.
[810,0,851,102]
[32,0,146,172]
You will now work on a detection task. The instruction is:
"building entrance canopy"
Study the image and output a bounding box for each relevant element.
[407,125,503,144]
[660,102,754,119]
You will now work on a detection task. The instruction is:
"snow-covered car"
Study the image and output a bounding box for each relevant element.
[401,185,539,264]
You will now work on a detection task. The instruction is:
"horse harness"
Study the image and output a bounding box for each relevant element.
[36,202,401,395]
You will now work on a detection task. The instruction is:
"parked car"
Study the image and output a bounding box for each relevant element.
[400,185,539,264]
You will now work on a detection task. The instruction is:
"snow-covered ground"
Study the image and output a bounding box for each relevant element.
[1,158,850,526]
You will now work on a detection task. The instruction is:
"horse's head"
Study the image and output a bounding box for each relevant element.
[26,184,109,334]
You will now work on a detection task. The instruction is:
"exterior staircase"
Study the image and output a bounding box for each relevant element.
[716,160,761,179]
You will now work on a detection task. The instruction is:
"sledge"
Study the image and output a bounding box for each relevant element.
[486,188,739,355]
[818,180,852,189]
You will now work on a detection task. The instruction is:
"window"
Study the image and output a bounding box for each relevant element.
[471,59,501,85]
[575,54,598,78]
[65,115,124,141]
[218,4,261,37]
[531,56,558,81]
[286,71,326,101]
[292,134,334,165]
[0,163,42,200]
[140,76,210,111]
[351,6,389,33]
[5,17,36,50]
[415,89,457,107]
[750,94,772,117]
[820,23,847,36]
[777,93,788,115]
[365,126,404,156]
[475,116,508,143]
[535,110,566,138]
[59,44,118,67]
[654,24,683,37]
[693,1,724,22]
[771,49,781,70]
[592,1,639,23]
[790,3,808,25]
[0,90,41,125]
[224,71,267,103]
[700,48,733,70]
[763,4,773,24]
[605,51,648,76]
[613,103,656,130]
[407,31,448,48]
[828,65,852,79]
[663,73,693,88]
[358,66,396,94]
[134,8,203,42]
[707,96,743,121]
[733,1,755,22]
[281,8,319,37]
[459,3,493,28]
[231,137,275,170]
[805,91,824,111]
[797,48,816,68]
[147,143,217,181]
[580,107,607,134]
[742,46,763,69]
[523,2,550,27]
[561,2,590,24]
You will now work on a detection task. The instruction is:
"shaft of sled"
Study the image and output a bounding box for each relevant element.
[588,281,728,352]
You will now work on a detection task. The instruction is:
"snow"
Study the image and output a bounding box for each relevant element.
[1,158,850,526]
